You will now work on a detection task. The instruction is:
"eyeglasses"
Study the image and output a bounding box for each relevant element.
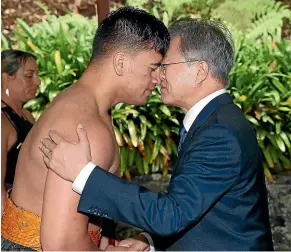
[159,60,199,74]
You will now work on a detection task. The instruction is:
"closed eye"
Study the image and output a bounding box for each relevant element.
[151,63,161,70]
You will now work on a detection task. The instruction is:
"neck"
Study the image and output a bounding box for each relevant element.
[1,94,23,115]
[77,65,120,115]
[182,81,225,112]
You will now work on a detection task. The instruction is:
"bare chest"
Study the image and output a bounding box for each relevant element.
[104,125,120,176]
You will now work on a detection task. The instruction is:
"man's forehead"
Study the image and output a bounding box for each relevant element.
[169,35,181,46]
[130,50,162,67]
[146,50,163,63]
[163,49,178,61]
[163,36,181,59]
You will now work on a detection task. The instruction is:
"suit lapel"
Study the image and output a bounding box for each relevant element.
[172,93,233,176]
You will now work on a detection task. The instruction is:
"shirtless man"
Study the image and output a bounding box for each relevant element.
[1,7,169,251]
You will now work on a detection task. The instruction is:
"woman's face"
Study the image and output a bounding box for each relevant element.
[7,57,41,103]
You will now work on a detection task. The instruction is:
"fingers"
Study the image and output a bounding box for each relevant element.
[105,245,114,251]
[127,245,143,251]
[125,242,149,251]
[39,143,52,160]
[105,245,128,251]
[42,138,56,151]
[117,239,132,247]
[48,130,66,144]
[76,124,90,146]
[43,154,50,168]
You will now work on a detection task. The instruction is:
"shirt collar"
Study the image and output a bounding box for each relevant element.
[183,89,227,131]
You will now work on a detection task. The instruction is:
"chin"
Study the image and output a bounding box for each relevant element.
[137,98,148,105]
[127,97,147,106]
[24,96,33,102]
[26,92,36,100]
[161,94,170,105]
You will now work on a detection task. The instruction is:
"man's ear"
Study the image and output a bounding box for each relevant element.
[195,61,209,85]
[113,53,125,76]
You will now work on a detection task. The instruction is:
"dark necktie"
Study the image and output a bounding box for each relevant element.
[178,125,187,152]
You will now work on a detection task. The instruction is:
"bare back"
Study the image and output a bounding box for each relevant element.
[11,84,120,250]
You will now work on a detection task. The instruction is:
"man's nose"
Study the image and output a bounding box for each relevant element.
[159,67,165,82]
[151,68,161,85]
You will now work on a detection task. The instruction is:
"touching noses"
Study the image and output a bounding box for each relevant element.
[151,68,164,86]
[159,67,165,83]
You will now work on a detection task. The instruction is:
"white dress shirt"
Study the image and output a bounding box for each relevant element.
[72,88,226,250]
[183,88,226,131]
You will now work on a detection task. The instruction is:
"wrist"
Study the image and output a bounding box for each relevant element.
[72,161,96,194]
[72,160,91,181]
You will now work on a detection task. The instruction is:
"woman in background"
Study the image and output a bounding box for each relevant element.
[1,49,40,215]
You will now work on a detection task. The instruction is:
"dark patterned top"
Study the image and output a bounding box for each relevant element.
[1,100,33,187]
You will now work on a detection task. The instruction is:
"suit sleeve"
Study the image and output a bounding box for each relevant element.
[77,124,241,237]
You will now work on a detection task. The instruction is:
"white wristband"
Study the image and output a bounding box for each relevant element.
[72,161,96,194]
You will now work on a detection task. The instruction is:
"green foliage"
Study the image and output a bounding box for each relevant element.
[112,90,182,178]
[213,0,291,40]
[125,0,217,26]
[5,11,97,119]
[2,11,181,180]
[127,0,290,41]
[1,1,291,181]
[229,36,291,181]
[126,0,149,9]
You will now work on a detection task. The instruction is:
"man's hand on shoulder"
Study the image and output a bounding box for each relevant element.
[40,124,92,182]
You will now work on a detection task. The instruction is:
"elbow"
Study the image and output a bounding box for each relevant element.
[141,195,184,237]
[41,235,66,251]
[149,215,182,237]
[155,225,180,237]
[41,228,70,251]
[41,228,92,251]
[41,236,77,251]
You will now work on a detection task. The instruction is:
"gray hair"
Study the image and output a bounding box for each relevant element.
[1,49,36,75]
[168,19,235,87]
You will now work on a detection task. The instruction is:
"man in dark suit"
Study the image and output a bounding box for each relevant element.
[40,19,274,250]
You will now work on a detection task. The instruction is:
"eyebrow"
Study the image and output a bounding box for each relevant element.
[24,69,37,72]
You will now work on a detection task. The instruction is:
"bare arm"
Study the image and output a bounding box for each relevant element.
[41,171,98,250]
[40,122,115,250]
[1,115,10,215]
[96,0,110,24]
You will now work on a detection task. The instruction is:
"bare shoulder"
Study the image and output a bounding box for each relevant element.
[33,89,116,170]
[83,117,116,170]
[1,112,14,136]
[40,104,115,170]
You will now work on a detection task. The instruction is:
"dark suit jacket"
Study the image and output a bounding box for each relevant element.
[78,93,274,251]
